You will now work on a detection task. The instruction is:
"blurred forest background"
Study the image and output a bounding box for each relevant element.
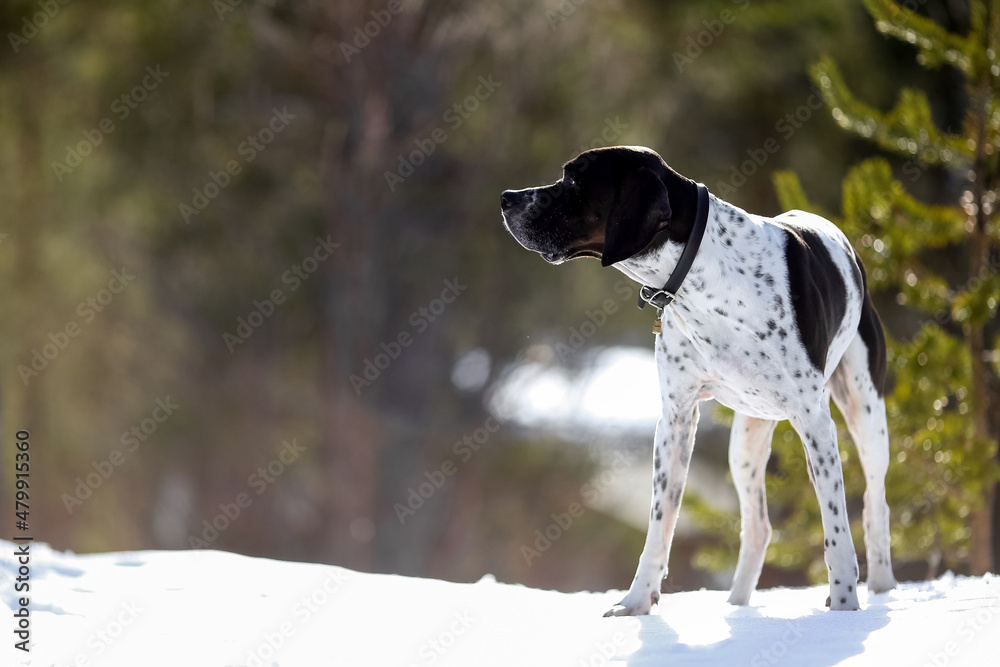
[1,0,998,596]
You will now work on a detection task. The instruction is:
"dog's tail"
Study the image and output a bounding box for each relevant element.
[853,251,887,396]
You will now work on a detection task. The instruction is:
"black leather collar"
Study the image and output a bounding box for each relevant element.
[637,183,710,310]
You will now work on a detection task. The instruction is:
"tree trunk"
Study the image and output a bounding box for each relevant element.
[967,322,994,574]
[966,71,995,574]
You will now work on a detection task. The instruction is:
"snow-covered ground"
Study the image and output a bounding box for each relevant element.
[2,541,998,667]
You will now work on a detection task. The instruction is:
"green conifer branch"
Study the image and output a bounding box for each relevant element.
[771,171,831,218]
[841,159,964,244]
[812,57,973,166]
[862,0,975,73]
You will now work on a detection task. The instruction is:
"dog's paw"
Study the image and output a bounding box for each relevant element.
[726,591,751,606]
[866,574,898,595]
[826,592,860,611]
[603,590,659,617]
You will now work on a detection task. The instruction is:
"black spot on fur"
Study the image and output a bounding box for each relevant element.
[776,222,848,373]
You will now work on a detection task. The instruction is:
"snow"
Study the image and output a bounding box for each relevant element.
[2,541,999,666]
[490,346,662,431]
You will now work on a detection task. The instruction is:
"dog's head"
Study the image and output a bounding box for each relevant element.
[501,146,678,267]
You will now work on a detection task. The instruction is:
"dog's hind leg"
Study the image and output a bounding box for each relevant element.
[828,332,897,593]
[727,413,776,605]
[788,400,861,610]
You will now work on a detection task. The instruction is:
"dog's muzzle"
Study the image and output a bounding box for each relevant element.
[500,189,539,249]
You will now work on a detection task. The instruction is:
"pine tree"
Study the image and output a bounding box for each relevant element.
[691,0,1000,581]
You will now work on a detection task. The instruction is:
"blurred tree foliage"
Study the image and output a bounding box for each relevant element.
[692,0,1000,582]
[0,0,982,592]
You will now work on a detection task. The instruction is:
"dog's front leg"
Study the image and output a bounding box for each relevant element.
[605,401,699,617]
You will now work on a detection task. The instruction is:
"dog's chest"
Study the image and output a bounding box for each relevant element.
[655,213,811,419]
[659,306,795,420]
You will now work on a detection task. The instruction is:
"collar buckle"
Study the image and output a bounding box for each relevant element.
[637,286,675,310]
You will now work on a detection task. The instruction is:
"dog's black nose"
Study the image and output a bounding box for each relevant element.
[501,190,517,210]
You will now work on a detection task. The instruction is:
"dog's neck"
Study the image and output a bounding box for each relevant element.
[613,174,709,291]
[659,170,700,246]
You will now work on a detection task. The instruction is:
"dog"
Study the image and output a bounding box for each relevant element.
[500,145,897,616]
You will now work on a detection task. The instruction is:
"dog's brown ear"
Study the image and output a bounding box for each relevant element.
[602,167,671,266]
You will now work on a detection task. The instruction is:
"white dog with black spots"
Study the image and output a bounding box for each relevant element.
[501,145,897,616]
